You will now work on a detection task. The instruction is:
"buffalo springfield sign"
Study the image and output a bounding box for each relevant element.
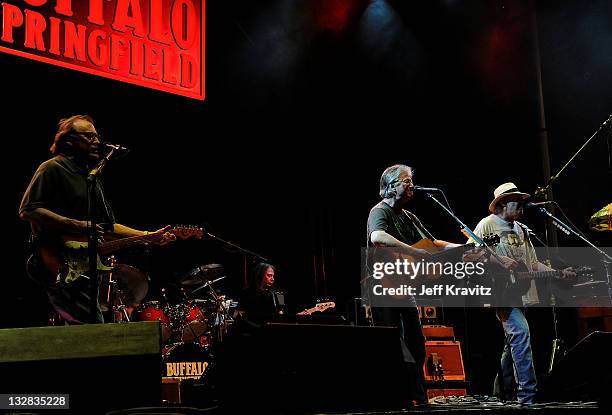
[1,0,205,100]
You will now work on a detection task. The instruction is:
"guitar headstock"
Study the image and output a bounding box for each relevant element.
[314,301,335,312]
[172,225,205,240]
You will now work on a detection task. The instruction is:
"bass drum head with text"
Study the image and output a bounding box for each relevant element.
[161,342,212,382]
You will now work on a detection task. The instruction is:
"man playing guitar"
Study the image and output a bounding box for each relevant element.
[19,115,175,324]
[366,164,462,406]
[468,182,576,404]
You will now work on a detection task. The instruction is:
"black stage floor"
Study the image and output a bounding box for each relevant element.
[100,401,602,415]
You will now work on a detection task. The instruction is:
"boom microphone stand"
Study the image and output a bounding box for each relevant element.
[531,114,612,370]
[534,114,612,198]
[205,232,269,287]
[531,206,612,304]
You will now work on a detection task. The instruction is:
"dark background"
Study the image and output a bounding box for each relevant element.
[1,0,610,395]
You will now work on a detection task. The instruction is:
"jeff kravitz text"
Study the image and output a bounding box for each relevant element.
[369,258,492,298]
[0,0,205,99]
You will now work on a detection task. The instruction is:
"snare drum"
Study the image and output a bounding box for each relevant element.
[133,301,171,342]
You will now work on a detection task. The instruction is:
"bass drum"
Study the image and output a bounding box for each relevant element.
[161,342,213,382]
[132,301,171,342]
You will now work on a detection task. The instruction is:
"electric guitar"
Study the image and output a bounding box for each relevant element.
[296,301,336,316]
[490,262,594,301]
[30,225,204,287]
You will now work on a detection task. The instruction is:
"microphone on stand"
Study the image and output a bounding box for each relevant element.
[100,141,130,153]
[525,201,556,209]
[412,185,442,192]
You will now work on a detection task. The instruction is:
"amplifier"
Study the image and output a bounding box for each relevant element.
[424,340,465,381]
[422,325,455,339]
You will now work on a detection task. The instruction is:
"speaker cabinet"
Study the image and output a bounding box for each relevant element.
[424,340,465,381]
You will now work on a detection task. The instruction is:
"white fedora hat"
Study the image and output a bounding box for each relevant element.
[489,182,530,213]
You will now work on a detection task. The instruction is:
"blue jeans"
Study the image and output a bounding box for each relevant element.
[495,308,537,404]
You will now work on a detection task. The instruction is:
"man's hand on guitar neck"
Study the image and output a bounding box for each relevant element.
[560,267,577,280]
[109,224,176,244]
[148,225,177,245]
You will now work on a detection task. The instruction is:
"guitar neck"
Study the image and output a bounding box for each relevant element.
[99,233,162,255]
[515,270,561,281]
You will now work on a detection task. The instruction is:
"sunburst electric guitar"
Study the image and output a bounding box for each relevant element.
[32,225,204,287]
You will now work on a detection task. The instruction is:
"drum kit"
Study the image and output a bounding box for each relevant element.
[99,262,238,364]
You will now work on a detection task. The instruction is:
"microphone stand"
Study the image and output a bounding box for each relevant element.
[205,232,269,263]
[205,232,270,287]
[521,225,566,373]
[532,206,612,305]
[533,115,612,248]
[422,190,504,396]
[86,147,117,323]
[535,114,612,198]
[422,192,500,258]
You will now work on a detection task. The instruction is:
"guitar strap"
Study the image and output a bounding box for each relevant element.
[516,222,532,246]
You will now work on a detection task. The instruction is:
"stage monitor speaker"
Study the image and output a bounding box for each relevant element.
[215,323,412,412]
[541,331,612,408]
[0,322,161,413]
[426,388,467,400]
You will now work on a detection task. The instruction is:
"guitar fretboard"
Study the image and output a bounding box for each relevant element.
[515,270,561,281]
[99,233,163,255]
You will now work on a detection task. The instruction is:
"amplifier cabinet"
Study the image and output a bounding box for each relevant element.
[423,340,465,381]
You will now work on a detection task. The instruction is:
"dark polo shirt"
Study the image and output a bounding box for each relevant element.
[20,155,115,240]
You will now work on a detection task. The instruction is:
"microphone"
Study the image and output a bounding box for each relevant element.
[100,141,129,152]
[524,201,555,208]
[412,185,441,192]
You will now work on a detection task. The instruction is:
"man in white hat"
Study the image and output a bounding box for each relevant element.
[470,182,575,404]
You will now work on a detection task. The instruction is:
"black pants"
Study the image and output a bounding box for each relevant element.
[372,306,427,403]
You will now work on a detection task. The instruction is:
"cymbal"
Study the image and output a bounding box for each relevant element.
[100,264,149,309]
[179,263,224,286]
[589,203,612,231]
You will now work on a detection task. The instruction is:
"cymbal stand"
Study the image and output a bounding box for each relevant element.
[113,298,131,323]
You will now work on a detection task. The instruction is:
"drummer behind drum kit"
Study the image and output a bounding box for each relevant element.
[99,262,238,375]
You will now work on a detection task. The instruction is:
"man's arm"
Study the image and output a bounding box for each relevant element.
[370,230,431,259]
[109,223,147,238]
[433,239,462,250]
[107,224,176,244]
[20,207,101,236]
